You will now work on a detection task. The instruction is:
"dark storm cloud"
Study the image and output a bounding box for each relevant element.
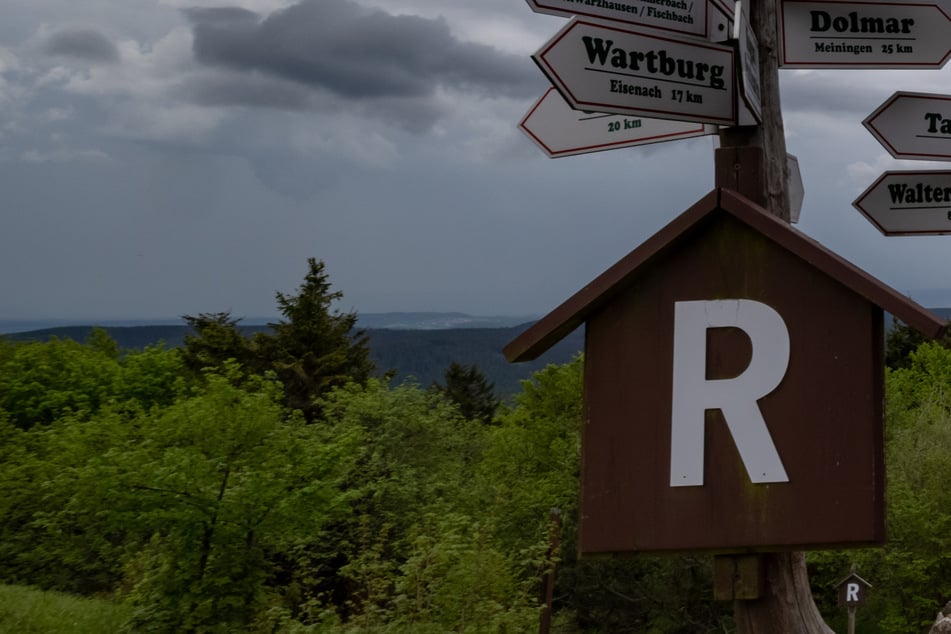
[186,0,536,103]
[43,27,119,63]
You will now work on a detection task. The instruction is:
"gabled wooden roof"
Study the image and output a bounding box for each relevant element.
[504,188,947,362]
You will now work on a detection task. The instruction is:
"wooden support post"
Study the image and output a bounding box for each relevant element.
[715,1,832,632]
[714,554,765,601]
[538,508,561,634]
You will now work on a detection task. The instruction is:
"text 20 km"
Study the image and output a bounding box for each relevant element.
[608,119,643,132]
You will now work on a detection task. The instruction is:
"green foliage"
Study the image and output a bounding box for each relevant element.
[182,259,374,421]
[263,258,374,420]
[885,319,951,371]
[180,312,261,378]
[0,584,132,634]
[0,334,185,429]
[108,369,357,632]
[305,378,541,631]
[810,341,951,632]
[0,337,120,428]
[432,361,500,423]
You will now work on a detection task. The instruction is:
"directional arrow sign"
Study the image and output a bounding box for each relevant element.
[533,18,736,125]
[853,170,951,235]
[779,0,951,68]
[520,87,717,158]
[864,92,951,161]
[525,0,708,38]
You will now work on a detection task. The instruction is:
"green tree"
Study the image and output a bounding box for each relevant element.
[104,368,357,632]
[432,362,500,424]
[180,312,260,379]
[182,259,373,421]
[311,378,538,631]
[261,258,374,421]
[0,337,120,429]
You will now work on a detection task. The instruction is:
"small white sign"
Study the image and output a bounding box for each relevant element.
[853,170,951,235]
[779,0,951,68]
[526,0,709,38]
[864,92,951,161]
[732,1,762,123]
[520,88,717,158]
[787,154,804,223]
[533,18,737,125]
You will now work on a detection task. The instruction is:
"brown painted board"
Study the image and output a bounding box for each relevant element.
[579,209,885,553]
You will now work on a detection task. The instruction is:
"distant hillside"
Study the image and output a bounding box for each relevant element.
[356,312,537,330]
[365,325,583,395]
[1,320,582,398]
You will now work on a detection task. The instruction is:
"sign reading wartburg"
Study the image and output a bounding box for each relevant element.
[533,19,736,125]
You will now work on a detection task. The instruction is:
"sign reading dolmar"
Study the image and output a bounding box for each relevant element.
[779,0,951,68]
[526,0,708,38]
[533,19,736,125]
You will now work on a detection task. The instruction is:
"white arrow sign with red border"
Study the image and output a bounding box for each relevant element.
[520,87,717,157]
[864,92,951,161]
[853,170,951,235]
[532,18,737,125]
[525,0,710,38]
[779,0,951,68]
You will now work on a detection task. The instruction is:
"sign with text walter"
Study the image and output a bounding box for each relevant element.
[533,18,737,125]
[779,0,951,68]
[526,0,709,38]
[520,87,717,157]
[864,92,951,161]
[853,170,951,235]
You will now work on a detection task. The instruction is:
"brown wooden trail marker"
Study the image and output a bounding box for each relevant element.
[504,185,944,631]
[836,568,871,634]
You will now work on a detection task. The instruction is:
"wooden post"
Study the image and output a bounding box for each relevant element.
[715,1,833,632]
[538,508,561,634]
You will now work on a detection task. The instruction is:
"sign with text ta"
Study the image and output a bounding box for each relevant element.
[864,91,951,161]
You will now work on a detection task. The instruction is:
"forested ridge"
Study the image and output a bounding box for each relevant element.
[0,262,950,632]
[3,323,583,398]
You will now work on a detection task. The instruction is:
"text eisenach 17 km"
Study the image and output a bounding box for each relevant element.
[583,36,725,105]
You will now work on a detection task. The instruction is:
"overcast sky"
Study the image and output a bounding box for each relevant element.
[2,0,951,322]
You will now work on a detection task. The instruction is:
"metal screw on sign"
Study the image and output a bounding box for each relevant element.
[835,566,872,634]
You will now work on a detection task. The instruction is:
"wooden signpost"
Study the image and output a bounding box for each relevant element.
[513,0,949,631]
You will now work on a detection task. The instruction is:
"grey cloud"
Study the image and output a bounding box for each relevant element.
[187,0,537,103]
[43,28,119,63]
[181,73,315,110]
